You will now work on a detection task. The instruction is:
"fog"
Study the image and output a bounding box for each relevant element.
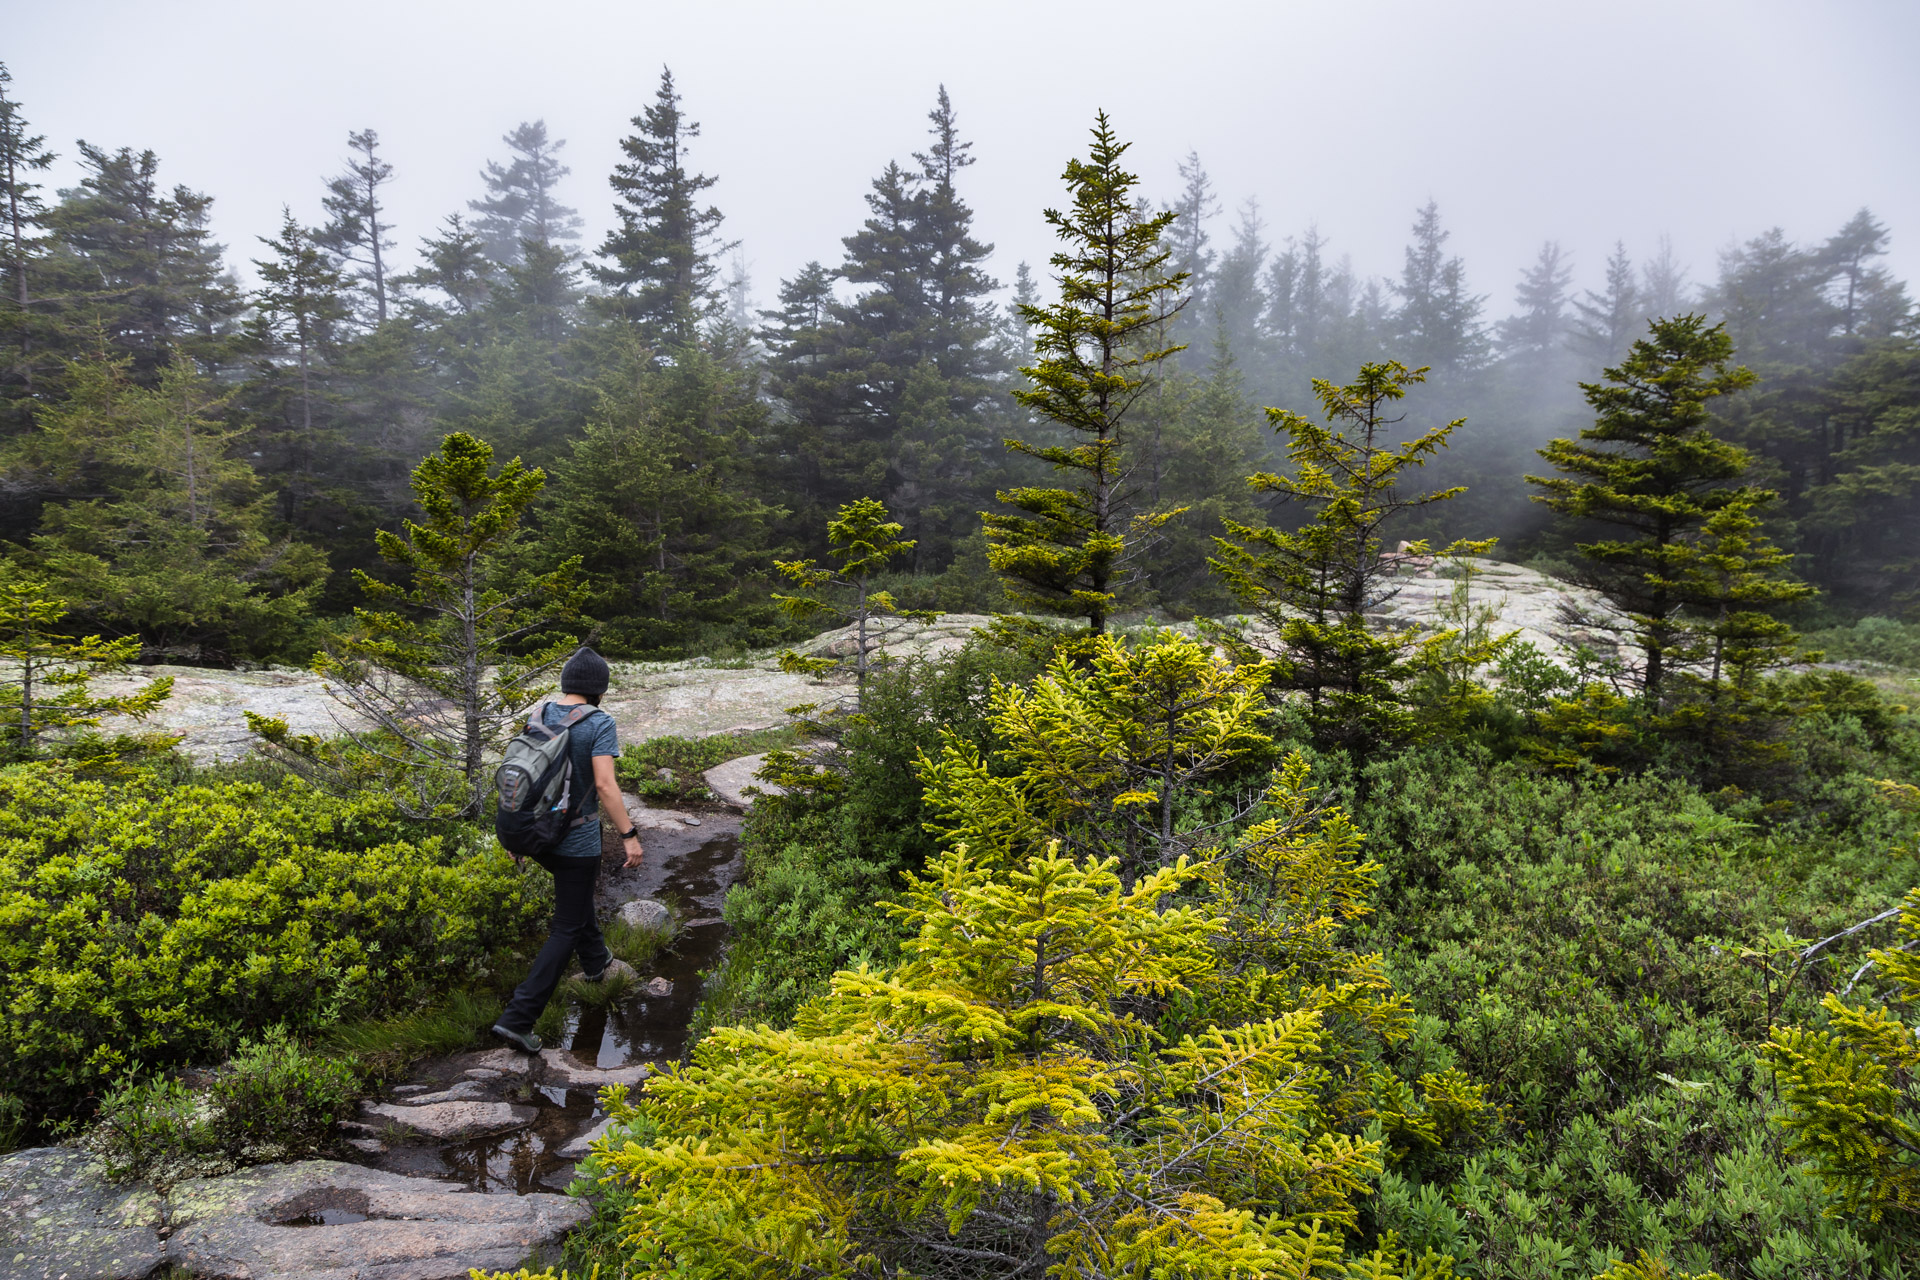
[11,0,1916,310]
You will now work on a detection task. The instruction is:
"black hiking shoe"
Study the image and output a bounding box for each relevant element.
[491,1023,542,1055]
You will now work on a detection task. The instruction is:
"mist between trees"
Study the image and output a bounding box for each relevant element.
[1,63,1912,666]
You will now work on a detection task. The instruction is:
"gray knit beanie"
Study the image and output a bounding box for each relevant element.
[560,646,610,699]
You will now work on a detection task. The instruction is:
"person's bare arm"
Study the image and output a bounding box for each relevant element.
[593,754,644,869]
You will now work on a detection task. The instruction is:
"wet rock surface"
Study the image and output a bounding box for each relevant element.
[360,1100,540,1141]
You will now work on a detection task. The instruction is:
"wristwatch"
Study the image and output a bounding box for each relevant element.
[618,826,640,841]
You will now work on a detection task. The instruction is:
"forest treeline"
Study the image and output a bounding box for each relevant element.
[1,62,1916,666]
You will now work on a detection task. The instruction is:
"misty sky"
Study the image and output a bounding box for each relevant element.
[10,0,1918,319]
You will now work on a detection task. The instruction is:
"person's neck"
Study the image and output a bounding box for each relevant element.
[557,693,594,706]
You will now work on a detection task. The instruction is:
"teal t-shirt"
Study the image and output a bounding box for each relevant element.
[544,701,619,858]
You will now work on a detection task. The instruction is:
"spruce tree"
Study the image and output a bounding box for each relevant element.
[0,62,55,435]
[39,144,240,377]
[277,432,581,818]
[1212,361,1467,752]
[248,207,350,530]
[594,66,729,345]
[468,120,582,267]
[1499,241,1574,360]
[773,497,937,699]
[319,129,397,326]
[1392,201,1486,378]
[1569,242,1642,370]
[0,576,172,762]
[985,112,1188,636]
[1164,149,1219,339]
[1529,314,1762,702]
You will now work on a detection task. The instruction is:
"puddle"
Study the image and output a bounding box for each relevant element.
[282,1208,370,1226]
[351,822,743,1194]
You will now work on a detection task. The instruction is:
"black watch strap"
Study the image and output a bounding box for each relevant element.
[618,826,639,841]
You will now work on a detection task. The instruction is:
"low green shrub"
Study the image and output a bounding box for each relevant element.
[1805,616,1920,670]
[89,1028,355,1184]
[614,726,803,802]
[0,761,546,1131]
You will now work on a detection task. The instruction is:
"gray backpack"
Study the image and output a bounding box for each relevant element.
[493,702,600,858]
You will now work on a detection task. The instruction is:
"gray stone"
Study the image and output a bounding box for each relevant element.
[165,1159,588,1280]
[644,977,673,997]
[703,752,782,808]
[0,1146,165,1280]
[681,815,703,827]
[656,766,675,782]
[458,1048,534,1079]
[555,1115,619,1161]
[538,1050,650,1090]
[617,898,672,932]
[391,1079,491,1106]
[391,1083,429,1095]
[619,795,704,833]
[345,1137,388,1155]
[359,1100,536,1141]
[585,957,638,984]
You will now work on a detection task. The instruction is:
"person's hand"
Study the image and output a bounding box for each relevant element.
[622,835,644,869]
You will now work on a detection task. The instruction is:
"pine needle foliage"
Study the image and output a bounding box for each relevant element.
[1212,361,1468,753]
[253,432,582,817]
[1764,888,1920,1220]
[0,575,172,762]
[584,636,1483,1277]
[1528,316,1764,703]
[985,113,1188,636]
[774,497,940,698]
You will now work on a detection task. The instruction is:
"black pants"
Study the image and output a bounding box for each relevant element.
[498,851,611,1034]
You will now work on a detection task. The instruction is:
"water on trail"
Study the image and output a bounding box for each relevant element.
[348,814,743,1194]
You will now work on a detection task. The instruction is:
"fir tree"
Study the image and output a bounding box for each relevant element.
[468,120,582,267]
[1670,496,1814,729]
[1392,201,1486,378]
[1569,241,1641,370]
[1821,208,1912,339]
[21,352,327,661]
[986,112,1188,636]
[248,207,350,528]
[773,497,938,699]
[1529,314,1762,702]
[0,575,172,762]
[1499,241,1574,359]
[319,129,397,326]
[594,66,729,345]
[268,432,580,818]
[40,143,240,377]
[1164,149,1219,334]
[1212,361,1468,752]
[0,62,55,433]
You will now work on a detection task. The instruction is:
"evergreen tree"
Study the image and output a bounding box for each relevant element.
[0,61,55,430]
[399,213,497,350]
[1498,241,1574,360]
[0,575,172,762]
[986,113,1188,635]
[247,207,351,530]
[1210,198,1269,370]
[1641,235,1691,319]
[773,497,937,699]
[1806,339,1920,608]
[1569,241,1642,370]
[1820,208,1911,339]
[1392,201,1486,378]
[1529,314,1762,702]
[39,143,240,377]
[468,119,582,267]
[542,337,782,655]
[319,129,397,326]
[270,432,580,818]
[19,352,326,661]
[594,66,729,345]
[1164,149,1219,335]
[1671,497,1813,718]
[1212,361,1468,752]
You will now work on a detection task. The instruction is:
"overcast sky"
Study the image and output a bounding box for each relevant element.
[9,0,1917,319]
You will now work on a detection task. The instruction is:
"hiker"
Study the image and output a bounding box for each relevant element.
[491,646,645,1053]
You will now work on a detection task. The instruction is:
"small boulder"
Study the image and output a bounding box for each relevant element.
[618,898,672,932]
[359,1100,536,1141]
[459,1047,535,1079]
[645,976,673,997]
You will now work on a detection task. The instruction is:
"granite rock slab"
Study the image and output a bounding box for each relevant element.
[0,1146,165,1280]
[360,1100,537,1141]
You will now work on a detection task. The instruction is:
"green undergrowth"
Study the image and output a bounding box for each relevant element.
[614,725,806,803]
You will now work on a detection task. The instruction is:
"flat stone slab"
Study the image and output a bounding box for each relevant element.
[360,1100,536,1141]
[620,794,708,833]
[703,752,784,808]
[555,1115,619,1161]
[0,1146,165,1280]
[166,1159,588,1280]
[538,1050,650,1090]
[392,1080,491,1106]
[456,1048,534,1080]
